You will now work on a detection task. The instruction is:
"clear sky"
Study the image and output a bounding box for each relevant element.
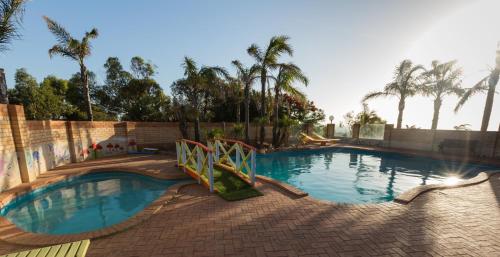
[2,0,499,130]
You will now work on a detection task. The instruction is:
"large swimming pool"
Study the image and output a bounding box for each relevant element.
[0,172,178,234]
[256,148,498,203]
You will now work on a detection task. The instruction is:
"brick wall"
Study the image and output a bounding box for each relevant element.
[348,124,500,159]
[0,105,22,191]
[0,104,275,192]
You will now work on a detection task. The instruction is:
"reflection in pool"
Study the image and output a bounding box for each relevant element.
[256,148,497,203]
[0,172,178,234]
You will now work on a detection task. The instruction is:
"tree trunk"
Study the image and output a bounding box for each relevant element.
[396,97,405,129]
[178,105,189,139]
[244,83,250,144]
[259,70,266,146]
[236,102,241,124]
[80,65,93,121]
[481,70,498,132]
[431,98,442,130]
[0,69,9,104]
[272,86,279,146]
[194,116,201,142]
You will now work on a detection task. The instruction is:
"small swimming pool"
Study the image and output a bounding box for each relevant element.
[257,148,498,204]
[0,172,178,234]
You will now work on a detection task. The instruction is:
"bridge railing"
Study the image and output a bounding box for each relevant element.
[209,139,256,186]
[176,139,214,192]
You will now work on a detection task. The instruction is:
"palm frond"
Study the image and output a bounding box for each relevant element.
[0,0,26,51]
[282,83,306,101]
[48,45,77,60]
[43,16,72,45]
[454,76,489,112]
[182,56,198,77]
[362,91,393,103]
[247,44,262,62]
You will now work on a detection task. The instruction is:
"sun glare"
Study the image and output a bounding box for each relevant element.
[443,176,461,186]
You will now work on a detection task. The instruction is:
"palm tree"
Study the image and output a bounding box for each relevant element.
[455,46,500,132]
[362,60,424,129]
[421,60,464,130]
[181,57,228,142]
[0,0,26,104]
[231,60,259,143]
[271,63,308,146]
[43,16,98,121]
[247,35,293,146]
[0,0,25,52]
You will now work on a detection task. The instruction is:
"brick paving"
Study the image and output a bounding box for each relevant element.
[0,155,499,257]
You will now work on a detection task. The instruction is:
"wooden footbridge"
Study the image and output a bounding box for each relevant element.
[175,139,257,193]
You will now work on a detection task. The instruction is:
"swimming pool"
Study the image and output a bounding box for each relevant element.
[256,148,498,204]
[0,172,178,234]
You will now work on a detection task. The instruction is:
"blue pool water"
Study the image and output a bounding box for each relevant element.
[0,172,178,234]
[256,148,498,204]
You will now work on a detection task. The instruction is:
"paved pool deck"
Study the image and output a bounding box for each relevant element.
[0,154,499,257]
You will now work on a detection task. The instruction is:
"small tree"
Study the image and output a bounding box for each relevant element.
[231,60,259,143]
[421,60,463,130]
[44,16,98,121]
[363,60,424,129]
[247,35,293,146]
[455,46,500,132]
[171,57,228,142]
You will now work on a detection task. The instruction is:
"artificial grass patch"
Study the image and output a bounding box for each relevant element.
[212,168,263,201]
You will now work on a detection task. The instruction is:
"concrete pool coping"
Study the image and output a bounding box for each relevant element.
[0,169,196,246]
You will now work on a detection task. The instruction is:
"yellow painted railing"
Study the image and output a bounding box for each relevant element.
[209,139,256,186]
[176,139,214,192]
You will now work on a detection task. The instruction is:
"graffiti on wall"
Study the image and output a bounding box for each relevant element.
[0,154,17,190]
[32,150,40,174]
[80,138,127,159]
[55,146,70,164]
[25,150,33,169]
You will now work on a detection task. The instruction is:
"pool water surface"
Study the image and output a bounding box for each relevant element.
[0,172,178,234]
[256,148,498,203]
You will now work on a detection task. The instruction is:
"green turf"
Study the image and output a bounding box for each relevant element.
[212,168,263,201]
[185,164,263,201]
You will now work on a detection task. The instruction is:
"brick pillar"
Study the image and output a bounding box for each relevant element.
[7,105,32,182]
[326,124,335,138]
[65,121,78,163]
[125,122,137,152]
[383,124,394,148]
[352,124,360,139]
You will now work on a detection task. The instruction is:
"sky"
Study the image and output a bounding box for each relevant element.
[1,0,499,131]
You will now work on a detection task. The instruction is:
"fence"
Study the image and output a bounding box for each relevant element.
[176,139,214,192]
[333,123,352,138]
[176,138,257,192]
[359,124,385,140]
[209,139,256,186]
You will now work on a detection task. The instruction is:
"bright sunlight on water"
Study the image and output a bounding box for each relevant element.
[256,148,497,204]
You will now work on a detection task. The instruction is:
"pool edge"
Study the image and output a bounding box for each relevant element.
[394,170,500,204]
[0,169,195,246]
